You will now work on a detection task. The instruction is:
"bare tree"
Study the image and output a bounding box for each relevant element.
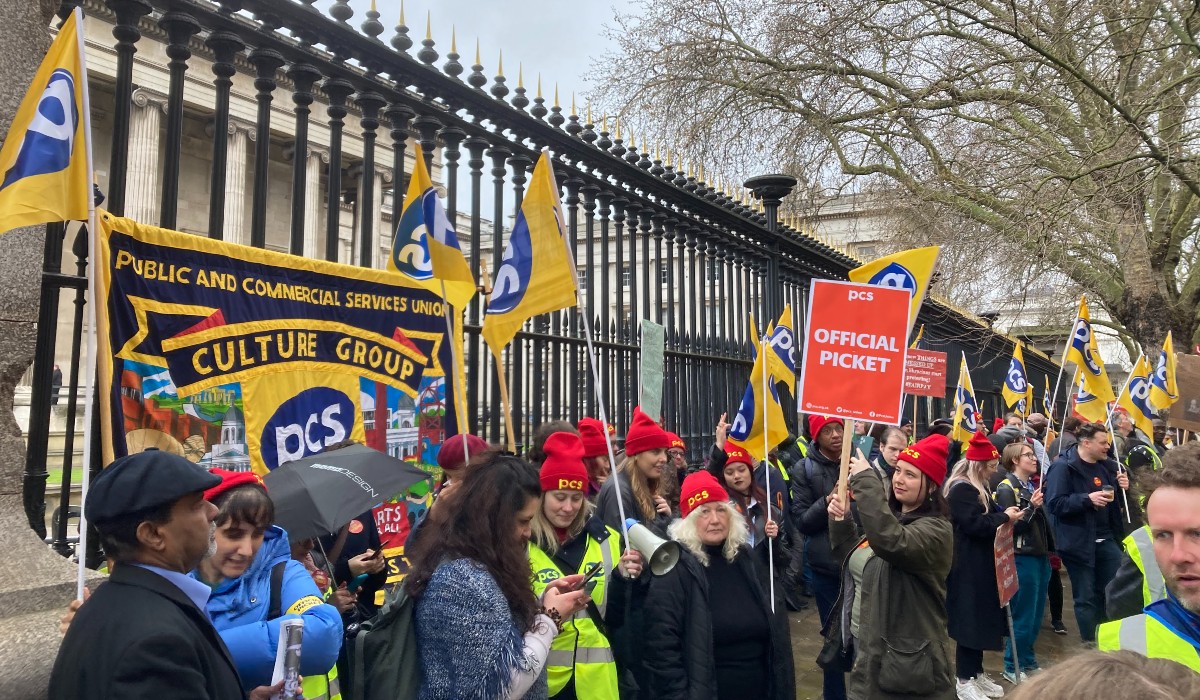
[597,0,1200,352]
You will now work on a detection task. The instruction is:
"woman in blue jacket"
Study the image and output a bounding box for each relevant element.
[195,469,343,690]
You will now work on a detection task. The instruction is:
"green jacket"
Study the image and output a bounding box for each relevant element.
[829,470,955,700]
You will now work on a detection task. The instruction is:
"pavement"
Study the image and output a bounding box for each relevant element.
[787,574,1088,699]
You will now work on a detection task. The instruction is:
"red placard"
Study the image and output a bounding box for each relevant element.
[995,521,1019,607]
[797,280,911,424]
[904,348,948,397]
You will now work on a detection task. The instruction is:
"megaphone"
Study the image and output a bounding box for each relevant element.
[625,518,680,576]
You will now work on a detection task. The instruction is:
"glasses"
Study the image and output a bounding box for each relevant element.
[1020,452,1036,459]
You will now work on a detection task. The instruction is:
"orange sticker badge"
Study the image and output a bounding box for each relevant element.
[1093,477,1102,487]
[348,519,364,534]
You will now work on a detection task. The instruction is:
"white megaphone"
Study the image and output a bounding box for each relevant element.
[625,518,680,576]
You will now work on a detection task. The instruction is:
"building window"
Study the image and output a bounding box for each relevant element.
[857,245,877,258]
[660,264,670,285]
[621,263,632,288]
[577,267,588,293]
[709,259,724,284]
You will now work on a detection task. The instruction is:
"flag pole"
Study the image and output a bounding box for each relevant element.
[479,262,517,451]
[835,417,854,523]
[1107,364,1136,524]
[759,333,775,613]
[75,6,96,599]
[438,279,471,464]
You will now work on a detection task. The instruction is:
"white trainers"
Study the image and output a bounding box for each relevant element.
[975,672,1005,697]
[957,679,990,700]
[1001,670,1027,684]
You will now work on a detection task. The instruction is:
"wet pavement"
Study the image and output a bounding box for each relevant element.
[787,576,1088,699]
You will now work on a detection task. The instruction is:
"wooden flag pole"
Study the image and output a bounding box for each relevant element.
[835,417,855,521]
[439,279,471,465]
[480,261,517,452]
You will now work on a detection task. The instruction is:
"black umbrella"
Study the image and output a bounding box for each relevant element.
[264,444,432,541]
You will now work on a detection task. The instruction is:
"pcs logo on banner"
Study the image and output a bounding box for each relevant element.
[261,387,354,471]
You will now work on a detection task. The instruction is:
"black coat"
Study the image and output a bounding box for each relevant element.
[945,481,1009,650]
[50,564,246,700]
[644,545,794,700]
[790,449,851,576]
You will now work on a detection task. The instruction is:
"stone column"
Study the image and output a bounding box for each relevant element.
[126,88,166,226]
[0,2,103,696]
[371,166,390,269]
[224,121,251,246]
[305,148,328,259]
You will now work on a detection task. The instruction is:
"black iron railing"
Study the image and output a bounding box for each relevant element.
[23,0,1062,557]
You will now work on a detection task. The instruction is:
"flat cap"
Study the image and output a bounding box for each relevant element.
[87,448,221,524]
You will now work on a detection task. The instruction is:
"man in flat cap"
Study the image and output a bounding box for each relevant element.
[50,449,279,699]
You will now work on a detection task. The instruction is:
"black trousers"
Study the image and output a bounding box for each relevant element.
[1048,567,1064,621]
[955,644,984,680]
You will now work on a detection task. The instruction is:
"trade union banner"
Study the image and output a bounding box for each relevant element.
[96,210,460,483]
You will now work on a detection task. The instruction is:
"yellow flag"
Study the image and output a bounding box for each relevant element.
[952,353,981,443]
[763,305,796,393]
[1072,368,1109,423]
[1148,332,1179,410]
[1116,354,1157,439]
[0,9,90,235]
[481,151,577,354]
[1043,375,1054,418]
[909,324,924,349]
[1062,296,1116,404]
[387,144,477,309]
[1001,342,1032,416]
[726,346,789,462]
[848,246,939,335]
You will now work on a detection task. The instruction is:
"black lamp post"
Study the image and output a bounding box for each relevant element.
[744,174,797,320]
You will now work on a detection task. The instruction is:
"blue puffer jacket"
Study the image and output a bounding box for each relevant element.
[192,525,343,688]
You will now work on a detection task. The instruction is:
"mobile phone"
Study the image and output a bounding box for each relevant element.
[347,573,369,593]
[575,562,603,591]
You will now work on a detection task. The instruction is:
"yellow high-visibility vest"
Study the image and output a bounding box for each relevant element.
[300,584,342,700]
[529,527,620,700]
[1098,614,1200,672]
[1124,526,1167,606]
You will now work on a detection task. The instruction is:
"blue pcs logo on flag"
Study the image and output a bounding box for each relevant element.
[1070,320,1103,375]
[865,261,917,292]
[729,382,755,443]
[488,215,535,314]
[1,68,78,192]
[391,190,445,281]
[1005,358,1028,394]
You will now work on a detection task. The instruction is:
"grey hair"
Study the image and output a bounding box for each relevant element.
[667,500,749,566]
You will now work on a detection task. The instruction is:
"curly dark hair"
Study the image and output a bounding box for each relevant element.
[405,451,542,631]
[526,420,578,466]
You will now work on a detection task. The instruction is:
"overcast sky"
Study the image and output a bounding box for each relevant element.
[334,0,637,104]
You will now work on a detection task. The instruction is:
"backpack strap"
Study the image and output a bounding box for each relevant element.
[267,561,287,620]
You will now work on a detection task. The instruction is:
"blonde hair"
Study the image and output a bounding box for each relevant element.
[1007,650,1200,700]
[943,458,994,509]
[530,493,595,556]
[619,454,661,521]
[667,501,748,566]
